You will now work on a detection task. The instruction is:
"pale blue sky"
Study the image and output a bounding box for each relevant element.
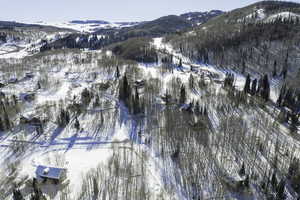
[1,0,300,22]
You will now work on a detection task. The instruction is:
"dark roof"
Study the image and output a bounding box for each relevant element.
[36,165,65,180]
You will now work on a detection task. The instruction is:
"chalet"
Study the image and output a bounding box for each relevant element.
[36,165,66,184]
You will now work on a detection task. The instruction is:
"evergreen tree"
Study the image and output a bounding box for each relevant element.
[37,81,41,90]
[244,175,250,188]
[251,78,257,96]
[179,84,186,104]
[195,101,200,115]
[0,117,4,131]
[276,179,286,200]
[244,74,251,94]
[93,177,99,198]
[119,74,131,102]
[74,117,80,131]
[3,111,10,130]
[271,172,277,188]
[290,113,298,133]
[277,92,283,107]
[116,66,120,79]
[13,189,24,200]
[273,60,277,77]
[260,75,270,101]
[189,74,194,89]
[179,58,182,67]
[239,162,245,176]
[133,86,140,114]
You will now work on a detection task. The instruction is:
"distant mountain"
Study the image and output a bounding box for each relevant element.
[94,11,224,36]
[70,20,110,24]
[180,10,224,26]
[31,20,140,33]
[39,10,223,51]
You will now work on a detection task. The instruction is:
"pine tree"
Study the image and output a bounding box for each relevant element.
[179,58,182,67]
[13,189,24,200]
[74,117,80,131]
[271,172,277,188]
[195,101,200,115]
[37,81,41,90]
[133,86,140,114]
[179,84,186,104]
[3,111,10,130]
[276,179,285,200]
[239,162,245,176]
[244,74,251,94]
[119,74,131,102]
[0,117,4,131]
[251,79,257,95]
[290,113,298,133]
[116,66,120,79]
[260,75,270,101]
[244,175,250,188]
[273,60,277,77]
[189,74,194,89]
[93,177,99,198]
[277,93,283,107]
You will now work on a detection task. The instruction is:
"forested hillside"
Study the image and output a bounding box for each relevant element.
[0,1,300,200]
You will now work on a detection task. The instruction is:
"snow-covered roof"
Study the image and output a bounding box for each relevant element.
[36,165,66,180]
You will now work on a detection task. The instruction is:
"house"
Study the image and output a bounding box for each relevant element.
[36,165,66,184]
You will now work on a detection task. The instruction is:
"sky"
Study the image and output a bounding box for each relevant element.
[1,0,300,22]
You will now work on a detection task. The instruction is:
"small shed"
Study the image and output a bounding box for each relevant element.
[36,165,66,184]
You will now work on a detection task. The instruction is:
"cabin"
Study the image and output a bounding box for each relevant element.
[36,165,66,184]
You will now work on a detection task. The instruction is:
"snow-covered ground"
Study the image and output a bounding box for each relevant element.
[0,32,69,59]
[265,11,300,22]
[0,36,298,200]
